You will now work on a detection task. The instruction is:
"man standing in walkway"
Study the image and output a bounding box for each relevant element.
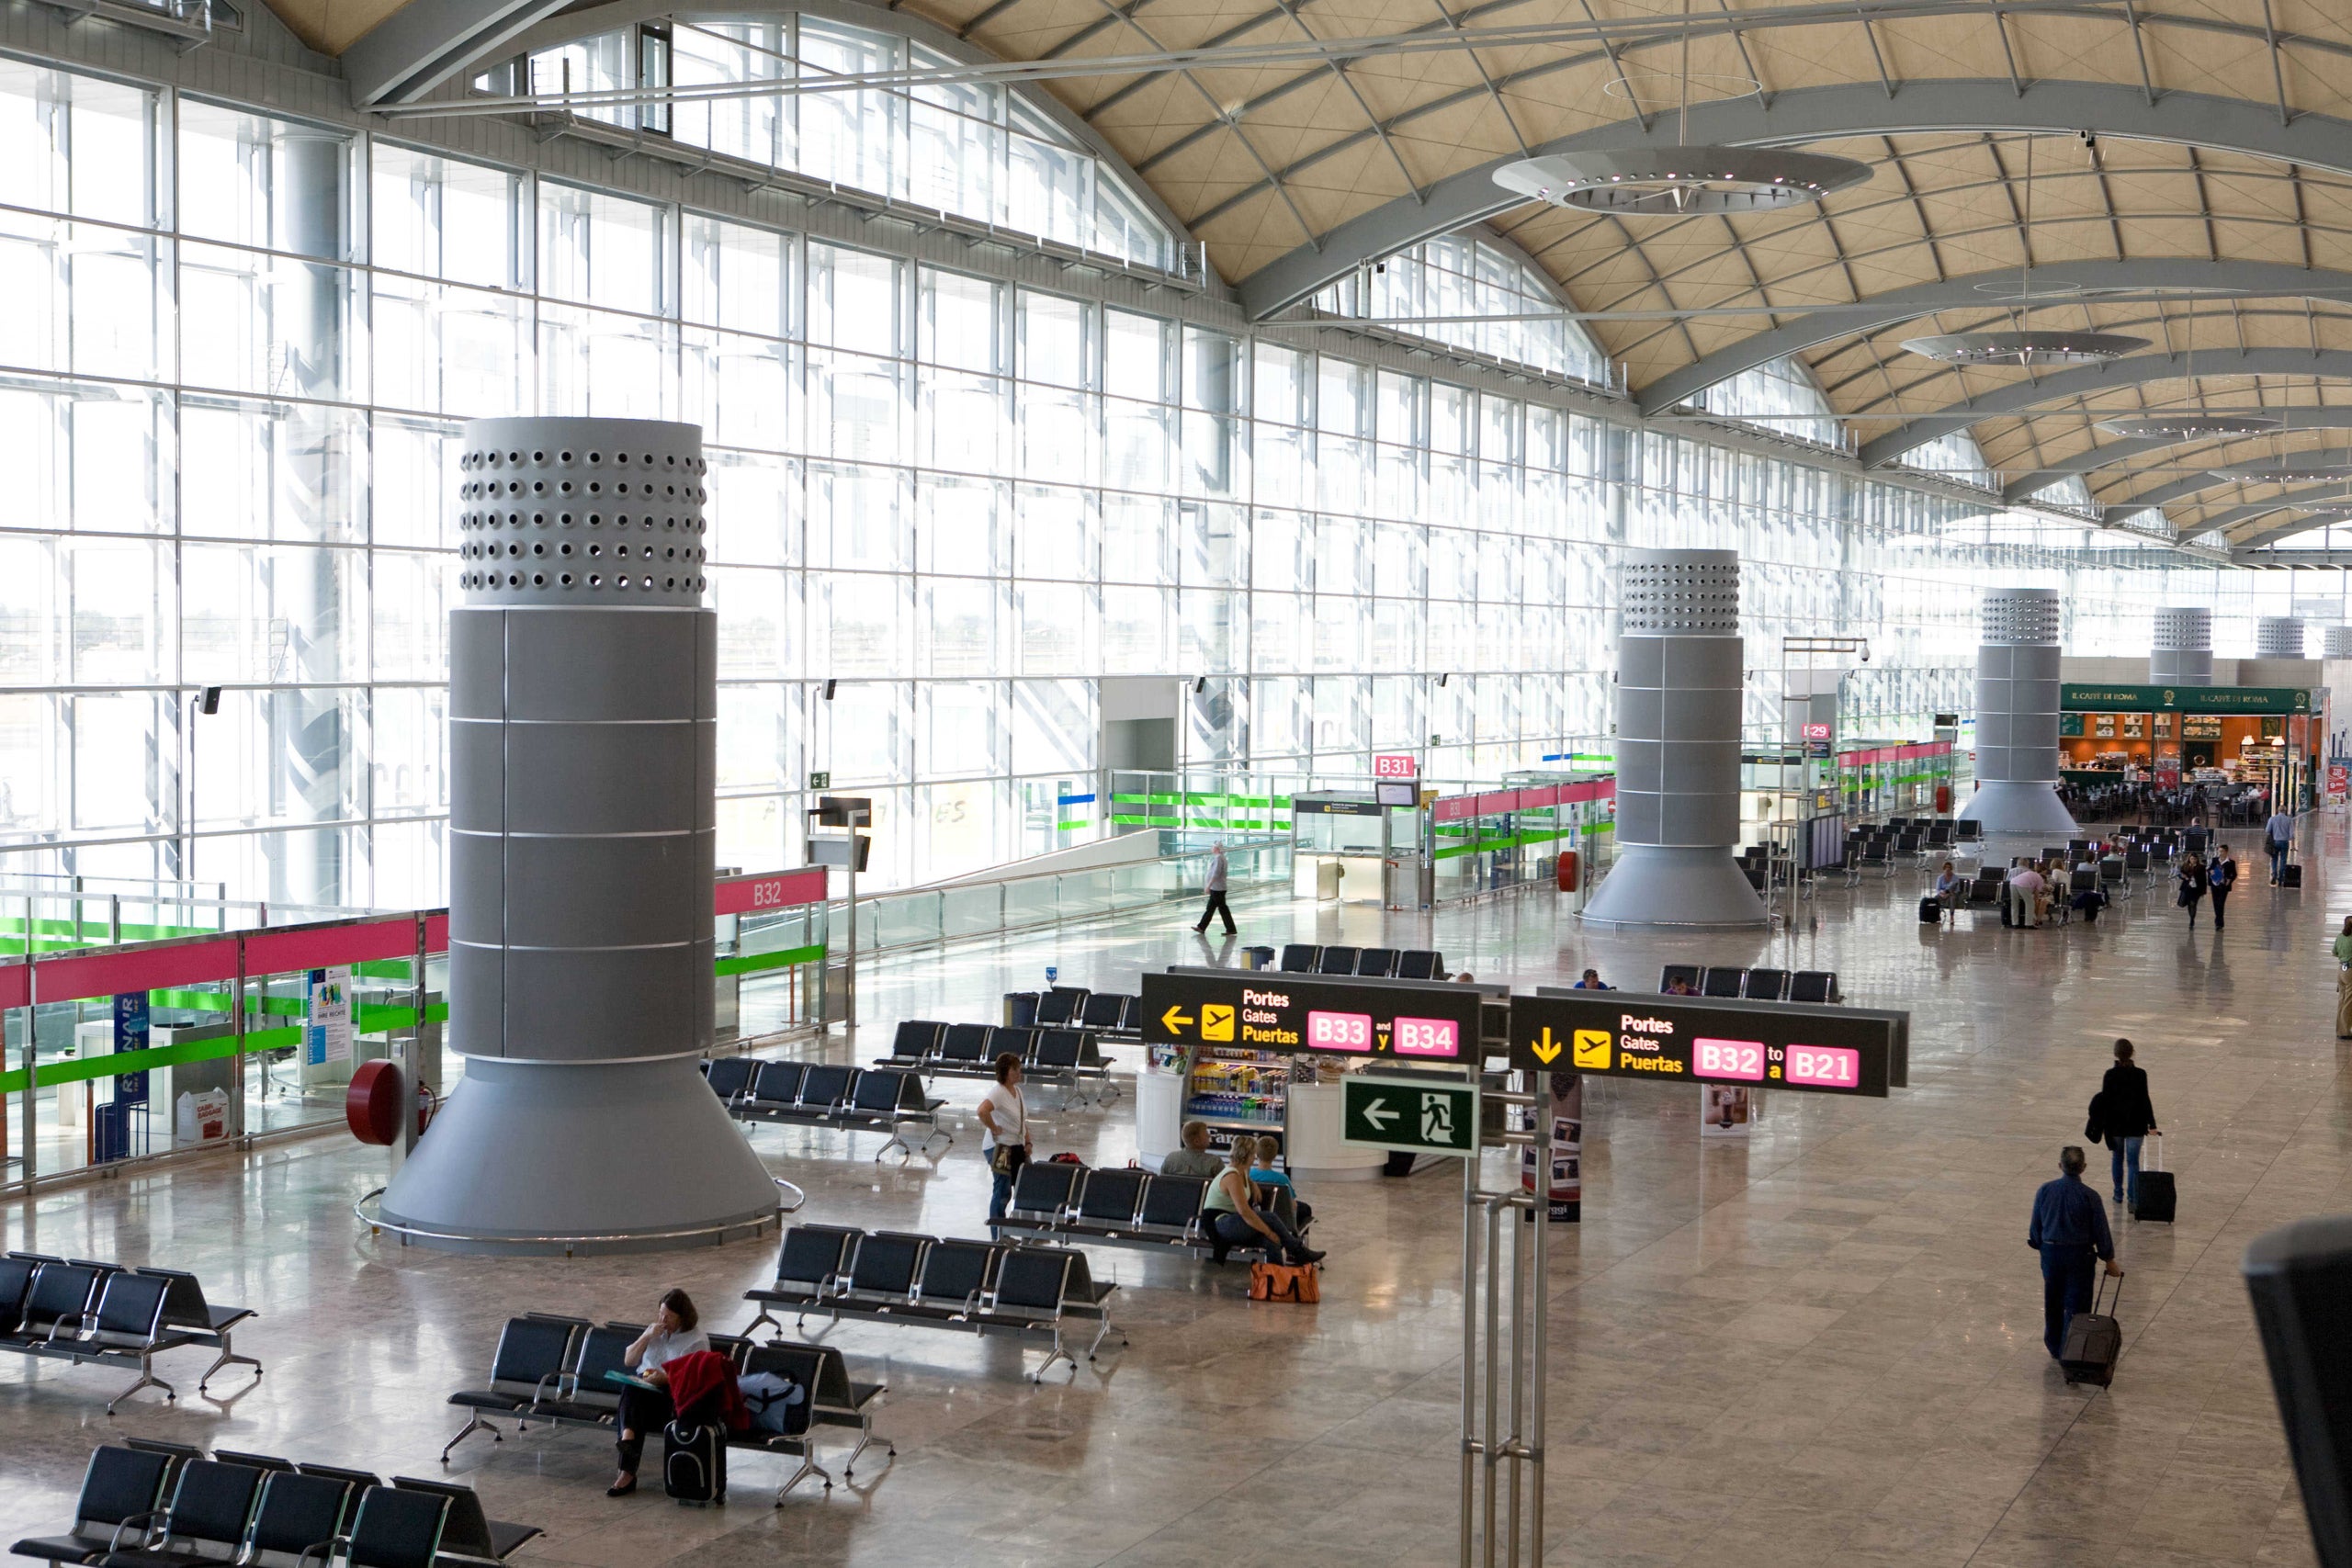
[2266,801,2295,885]
[2028,1145,2121,1361]
[1193,840,1235,935]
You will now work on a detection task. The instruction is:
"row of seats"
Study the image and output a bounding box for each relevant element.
[876,1021,1115,1105]
[1657,965,1839,1003]
[1275,944,1446,978]
[0,1254,259,1414]
[12,1441,534,1568]
[702,1059,950,1159]
[1005,987,1139,1035]
[990,1161,1299,1259]
[746,1225,1124,1383]
[445,1314,886,1497]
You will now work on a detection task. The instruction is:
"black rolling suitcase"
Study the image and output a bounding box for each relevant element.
[1918,895,1942,925]
[662,1417,728,1506]
[2060,1271,2123,1387]
[2133,1134,2176,1223]
[2284,857,2304,888]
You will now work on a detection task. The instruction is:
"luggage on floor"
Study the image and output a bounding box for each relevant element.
[1249,1260,1320,1303]
[2060,1273,2123,1387]
[662,1418,727,1505]
[2134,1134,2177,1224]
[1918,895,1943,925]
[2284,861,2304,888]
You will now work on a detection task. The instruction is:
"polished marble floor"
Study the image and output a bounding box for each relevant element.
[5,821,2345,1568]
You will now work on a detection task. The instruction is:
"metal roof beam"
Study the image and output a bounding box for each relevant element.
[2219,489,2352,547]
[343,0,578,107]
[1235,79,2352,321]
[1856,348,2352,469]
[2004,407,2352,503]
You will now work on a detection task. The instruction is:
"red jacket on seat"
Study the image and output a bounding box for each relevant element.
[661,1349,750,1432]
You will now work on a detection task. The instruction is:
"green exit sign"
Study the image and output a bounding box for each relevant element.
[808,771,831,790]
[1341,1075,1478,1156]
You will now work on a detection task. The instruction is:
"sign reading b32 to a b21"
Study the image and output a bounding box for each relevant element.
[1141,970,1481,1060]
[1510,990,1907,1098]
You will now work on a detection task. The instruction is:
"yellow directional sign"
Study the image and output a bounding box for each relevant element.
[1201,1004,1236,1042]
[1572,1030,1611,1069]
[1160,1006,1193,1034]
[1529,1027,1563,1066]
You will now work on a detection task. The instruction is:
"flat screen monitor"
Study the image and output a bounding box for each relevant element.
[1375,782,1417,807]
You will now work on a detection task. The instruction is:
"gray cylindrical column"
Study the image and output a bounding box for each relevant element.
[379,417,776,1254]
[1583,548,1766,927]
[2257,616,2307,659]
[2149,606,2212,688]
[1957,588,2079,836]
[2324,626,2352,659]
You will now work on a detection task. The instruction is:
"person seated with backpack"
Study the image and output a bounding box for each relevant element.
[1204,1140,1320,1266]
[609,1288,713,1496]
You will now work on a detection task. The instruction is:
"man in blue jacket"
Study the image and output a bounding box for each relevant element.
[2029,1145,2123,1359]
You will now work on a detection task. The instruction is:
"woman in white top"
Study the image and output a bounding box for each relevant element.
[978,1052,1032,1222]
[609,1288,710,1495]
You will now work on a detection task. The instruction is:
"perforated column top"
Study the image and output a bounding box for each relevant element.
[1622,548,1740,635]
[2256,616,2307,658]
[2152,606,2211,650]
[1980,588,2061,647]
[457,417,708,605]
[2325,626,2352,658]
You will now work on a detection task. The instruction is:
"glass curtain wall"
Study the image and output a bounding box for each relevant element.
[0,51,2280,906]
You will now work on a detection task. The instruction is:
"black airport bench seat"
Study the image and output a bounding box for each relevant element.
[742,1224,1125,1382]
[0,1254,263,1413]
[1003,987,1140,1037]
[875,1021,1118,1105]
[984,1161,1289,1263]
[1657,966,1839,1003]
[10,1441,538,1568]
[702,1058,950,1159]
[1275,945,1445,978]
[443,1314,886,1496]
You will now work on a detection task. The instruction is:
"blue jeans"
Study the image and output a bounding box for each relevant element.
[1210,1207,1307,1261]
[989,1159,1017,1221]
[2041,1245,2096,1359]
[2110,1136,2143,1205]
[2270,840,2289,880]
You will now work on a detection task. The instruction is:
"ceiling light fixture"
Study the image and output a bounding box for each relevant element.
[2210,458,2352,484]
[2097,414,2283,441]
[1903,136,2147,368]
[1491,0,1867,216]
[1904,331,2150,367]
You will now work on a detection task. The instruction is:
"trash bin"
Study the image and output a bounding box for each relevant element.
[1243,945,1276,970]
[1316,860,1343,900]
[1002,990,1039,1027]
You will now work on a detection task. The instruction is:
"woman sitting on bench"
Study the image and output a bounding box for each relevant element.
[1204,1141,1322,1266]
[608,1288,711,1496]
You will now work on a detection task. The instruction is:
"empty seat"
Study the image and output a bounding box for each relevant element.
[1742,968,1790,1001]
[747,1060,806,1108]
[1035,989,1086,1027]
[1789,971,1838,1004]
[848,1069,912,1118]
[1699,967,1744,998]
[9,1445,175,1567]
[1069,1168,1148,1230]
[883,1021,942,1064]
[989,1026,1040,1064]
[997,1161,1080,1232]
[938,1023,992,1065]
[1277,944,1320,973]
[1395,950,1443,979]
[705,1056,757,1100]
[244,1471,355,1568]
[836,1234,927,1309]
[1316,946,1359,976]
[911,1240,1000,1317]
[1078,994,1129,1031]
[388,1477,541,1565]
[125,1458,267,1567]
[1354,948,1400,977]
[797,1065,856,1112]
[1136,1176,1206,1238]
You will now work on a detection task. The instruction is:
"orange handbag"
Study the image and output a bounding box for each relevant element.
[1249,1261,1320,1303]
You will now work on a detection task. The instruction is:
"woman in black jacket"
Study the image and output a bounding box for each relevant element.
[2176,852,2208,927]
[2101,1038,2159,1207]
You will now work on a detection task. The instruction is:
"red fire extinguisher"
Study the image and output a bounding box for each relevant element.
[1934,784,1952,814]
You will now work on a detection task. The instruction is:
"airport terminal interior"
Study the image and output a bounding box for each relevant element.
[15,1,2352,1564]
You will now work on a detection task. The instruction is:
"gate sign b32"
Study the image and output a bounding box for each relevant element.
[1511,990,1907,1098]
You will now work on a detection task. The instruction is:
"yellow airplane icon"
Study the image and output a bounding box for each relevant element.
[1202,1005,1236,1042]
[1572,1030,1611,1069]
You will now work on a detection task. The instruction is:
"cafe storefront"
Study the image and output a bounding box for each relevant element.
[2059,683,2322,805]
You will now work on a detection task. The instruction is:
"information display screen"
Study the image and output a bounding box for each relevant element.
[1144,970,1483,1061]
[1510,990,1905,1097]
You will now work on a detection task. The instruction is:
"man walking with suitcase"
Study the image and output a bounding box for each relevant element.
[2029,1145,2122,1361]
[2267,803,2295,885]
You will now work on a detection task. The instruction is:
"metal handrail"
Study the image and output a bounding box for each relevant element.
[353,1179,804,1250]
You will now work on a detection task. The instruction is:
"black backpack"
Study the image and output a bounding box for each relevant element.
[662,1418,728,1506]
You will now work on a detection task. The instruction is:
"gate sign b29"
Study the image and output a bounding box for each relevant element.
[1512,990,1906,1098]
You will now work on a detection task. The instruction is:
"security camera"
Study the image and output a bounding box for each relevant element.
[2077,130,2097,151]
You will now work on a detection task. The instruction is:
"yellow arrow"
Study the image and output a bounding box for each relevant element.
[1161,1006,1193,1033]
[1530,1027,1563,1065]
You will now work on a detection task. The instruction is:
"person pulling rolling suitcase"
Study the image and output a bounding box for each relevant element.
[2061,1269,2124,1386]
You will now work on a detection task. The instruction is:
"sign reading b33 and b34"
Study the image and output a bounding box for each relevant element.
[1510,989,1906,1098]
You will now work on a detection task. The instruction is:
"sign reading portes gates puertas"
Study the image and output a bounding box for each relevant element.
[1511,990,1907,1097]
[1143,969,1482,1061]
